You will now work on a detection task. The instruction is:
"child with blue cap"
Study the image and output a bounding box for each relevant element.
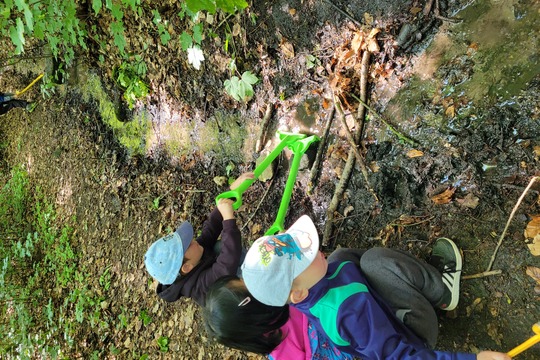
[144,171,253,306]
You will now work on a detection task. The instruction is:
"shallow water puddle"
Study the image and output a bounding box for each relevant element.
[377,0,540,138]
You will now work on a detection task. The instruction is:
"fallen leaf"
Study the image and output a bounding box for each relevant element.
[524,215,540,238]
[369,161,380,173]
[456,193,480,209]
[213,176,228,186]
[526,235,540,256]
[534,145,540,158]
[364,13,374,25]
[367,38,380,53]
[344,205,354,217]
[232,23,241,37]
[431,188,456,204]
[351,33,364,53]
[322,97,331,110]
[526,266,540,284]
[407,149,424,158]
[445,105,455,117]
[250,223,262,235]
[410,7,422,15]
[289,8,296,16]
[280,40,295,58]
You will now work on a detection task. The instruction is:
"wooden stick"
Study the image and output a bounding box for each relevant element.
[462,270,502,280]
[486,176,539,272]
[308,106,335,193]
[322,50,371,246]
[334,98,378,202]
[256,103,274,153]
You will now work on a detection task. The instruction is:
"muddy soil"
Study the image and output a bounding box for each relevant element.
[1,0,540,358]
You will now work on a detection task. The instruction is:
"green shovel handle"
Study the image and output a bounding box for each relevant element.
[215,131,307,210]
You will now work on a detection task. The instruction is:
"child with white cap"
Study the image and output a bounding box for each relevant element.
[240,215,510,360]
[144,172,253,306]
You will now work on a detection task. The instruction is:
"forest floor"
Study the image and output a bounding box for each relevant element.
[1,0,540,359]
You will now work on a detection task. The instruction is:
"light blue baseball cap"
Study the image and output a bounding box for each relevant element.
[144,221,194,285]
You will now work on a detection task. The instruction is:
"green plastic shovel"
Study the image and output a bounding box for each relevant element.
[215,131,307,210]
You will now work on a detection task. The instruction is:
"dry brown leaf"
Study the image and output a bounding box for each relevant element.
[431,188,456,204]
[524,215,540,238]
[456,193,480,209]
[368,28,381,38]
[407,149,424,158]
[280,40,295,58]
[410,7,422,15]
[364,13,374,24]
[250,223,262,235]
[445,105,455,117]
[527,235,540,256]
[322,97,331,110]
[344,205,354,217]
[534,145,540,158]
[232,23,241,37]
[289,8,296,16]
[367,38,380,53]
[526,266,540,284]
[351,33,364,54]
[369,161,380,173]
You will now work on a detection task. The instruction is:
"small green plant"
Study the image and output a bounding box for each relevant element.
[185,0,248,14]
[224,71,259,102]
[99,266,112,291]
[152,9,171,45]
[139,309,152,326]
[157,336,169,352]
[113,57,149,109]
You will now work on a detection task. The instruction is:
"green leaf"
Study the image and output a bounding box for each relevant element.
[110,20,126,55]
[185,0,216,14]
[179,31,192,51]
[110,3,124,20]
[15,0,33,32]
[224,76,241,101]
[192,23,203,44]
[216,0,248,14]
[9,18,25,54]
[92,0,102,15]
[241,71,258,85]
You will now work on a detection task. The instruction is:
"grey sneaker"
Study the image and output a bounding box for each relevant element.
[429,238,462,311]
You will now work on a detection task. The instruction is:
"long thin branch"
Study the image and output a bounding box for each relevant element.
[256,103,274,153]
[486,176,539,272]
[462,270,502,280]
[308,106,335,193]
[334,98,378,202]
[322,50,371,247]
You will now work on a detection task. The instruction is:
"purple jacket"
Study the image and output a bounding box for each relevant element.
[156,208,242,306]
[293,261,477,360]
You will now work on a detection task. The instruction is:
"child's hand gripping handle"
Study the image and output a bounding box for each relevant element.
[215,178,256,210]
[215,132,307,210]
[507,322,540,358]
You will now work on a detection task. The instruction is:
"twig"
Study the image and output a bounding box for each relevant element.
[486,176,539,272]
[462,270,502,280]
[308,106,335,193]
[321,0,363,28]
[334,97,378,202]
[322,50,372,247]
[256,103,274,153]
[350,94,420,146]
